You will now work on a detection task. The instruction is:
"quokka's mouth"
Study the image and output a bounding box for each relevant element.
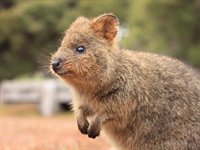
[57,70,74,76]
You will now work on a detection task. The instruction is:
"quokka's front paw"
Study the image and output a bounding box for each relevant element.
[77,119,89,135]
[87,123,101,139]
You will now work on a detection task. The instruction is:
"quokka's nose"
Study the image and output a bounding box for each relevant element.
[51,58,62,72]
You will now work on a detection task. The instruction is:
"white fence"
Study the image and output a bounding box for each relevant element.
[0,79,72,116]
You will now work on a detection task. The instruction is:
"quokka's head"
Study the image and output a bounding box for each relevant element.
[51,14,119,83]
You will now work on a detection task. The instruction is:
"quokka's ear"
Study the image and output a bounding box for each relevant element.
[91,14,119,43]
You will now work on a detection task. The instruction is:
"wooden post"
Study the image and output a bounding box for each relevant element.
[39,80,59,117]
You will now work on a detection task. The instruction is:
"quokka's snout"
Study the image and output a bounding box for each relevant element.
[51,58,62,72]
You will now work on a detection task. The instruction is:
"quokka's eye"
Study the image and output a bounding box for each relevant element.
[75,46,85,53]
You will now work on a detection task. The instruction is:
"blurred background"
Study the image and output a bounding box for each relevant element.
[0,0,200,150]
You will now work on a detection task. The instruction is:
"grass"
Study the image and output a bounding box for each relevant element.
[0,103,40,116]
[0,103,73,118]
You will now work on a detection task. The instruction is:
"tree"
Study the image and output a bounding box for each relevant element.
[0,0,129,80]
[122,0,200,67]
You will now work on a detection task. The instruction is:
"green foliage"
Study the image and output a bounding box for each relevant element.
[0,1,73,79]
[122,0,200,67]
[0,0,129,80]
[0,0,199,80]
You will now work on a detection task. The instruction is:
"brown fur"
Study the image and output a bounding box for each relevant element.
[51,14,200,150]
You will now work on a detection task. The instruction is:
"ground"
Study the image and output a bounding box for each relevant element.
[0,104,110,150]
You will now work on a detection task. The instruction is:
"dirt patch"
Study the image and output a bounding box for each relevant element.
[0,104,110,150]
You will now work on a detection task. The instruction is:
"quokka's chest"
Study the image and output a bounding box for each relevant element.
[75,94,102,110]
